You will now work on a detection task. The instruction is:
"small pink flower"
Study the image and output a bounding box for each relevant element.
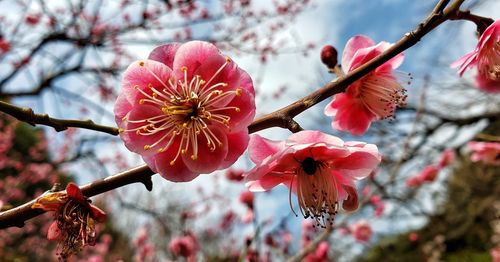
[305,241,330,262]
[245,130,380,227]
[239,190,254,209]
[115,41,256,182]
[438,149,455,168]
[225,168,245,182]
[451,20,500,93]
[168,233,198,259]
[467,141,500,165]
[0,38,10,54]
[324,35,408,135]
[405,175,423,188]
[419,165,440,182]
[350,220,373,242]
[408,232,419,242]
[491,246,500,262]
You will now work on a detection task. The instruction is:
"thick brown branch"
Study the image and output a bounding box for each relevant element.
[0,101,119,136]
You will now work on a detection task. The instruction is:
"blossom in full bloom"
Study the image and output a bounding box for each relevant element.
[244,130,380,227]
[467,141,500,166]
[324,35,408,136]
[32,183,106,260]
[350,220,373,242]
[115,41,255,182]
[451,20,500,93]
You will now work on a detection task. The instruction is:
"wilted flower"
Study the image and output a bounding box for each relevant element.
[245,130,380,227]
[451,19,500,93]
[32,183,106,260]
[115,41,256,182]
[467,141,500,166]
[324,35,409,135]
[350,220,373,242]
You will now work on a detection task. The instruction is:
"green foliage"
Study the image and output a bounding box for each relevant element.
[361,150,499,262]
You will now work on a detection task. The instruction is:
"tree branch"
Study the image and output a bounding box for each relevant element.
[0,101,119,136]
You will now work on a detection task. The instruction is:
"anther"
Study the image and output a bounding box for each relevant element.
[118,128,124,133]
[235,88,242,96]
[139,61,145,66]
[144,145,151,150]
[181,66,188,71]
[191,155,198,160]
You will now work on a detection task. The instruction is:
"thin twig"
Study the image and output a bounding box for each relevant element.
[0,101,119,135]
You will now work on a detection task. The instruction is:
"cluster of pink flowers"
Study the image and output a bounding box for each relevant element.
[406,149,455,188]
[452,19,500,93]
[468,141,500,166]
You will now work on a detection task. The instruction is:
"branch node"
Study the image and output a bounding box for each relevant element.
[142,177,153,191]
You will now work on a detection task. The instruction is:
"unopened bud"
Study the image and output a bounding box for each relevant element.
[320,45,338,69]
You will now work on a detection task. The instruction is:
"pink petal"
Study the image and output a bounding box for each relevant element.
[248,135,285,164]
[154,140,199,182]
[192,55,238,97]
[66,183,86,203]
[121,59,173,104]
[220,130,250,169]
[331,150,380,180]
[342,35,375,72]
[326,93,375,136]
[114,93,133,125]
[182,127,229,174]
[347,41,386,72]
[148,43,181,68]
[173,41,222,80]
[223,87,256,132]
[239,69,256,97]
[90,205,107,223]
[341,185,359,211]
[119,105,170,156]
[475,74,500,93]
[246,173,291,192]
[47,221,62,241]
[287,130,344,147]
[450,51,477,76]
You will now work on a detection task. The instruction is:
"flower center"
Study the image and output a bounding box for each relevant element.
[478,41,500,81]
[120,58,242,164]
[292,158,339,228]
[55,200,97,260]
[358,71,409,120]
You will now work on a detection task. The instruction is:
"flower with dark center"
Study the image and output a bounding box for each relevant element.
[244,131,380,227]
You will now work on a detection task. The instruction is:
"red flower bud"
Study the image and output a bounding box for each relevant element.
[320,45,338,68]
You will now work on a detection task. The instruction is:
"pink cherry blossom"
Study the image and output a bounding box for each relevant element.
[438,149,455,168]
[419,165,440,182]
[305,241,330,262]
[451,20,500,93]
[408,232,419,242]
[245,130,380,227]
[168,233,198,260]
[115,41,256,182]
[405,175,423,188]
[491,246,500,262]
[324,35,408,136]
[350,220,373,242]
[467,141,500,166]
